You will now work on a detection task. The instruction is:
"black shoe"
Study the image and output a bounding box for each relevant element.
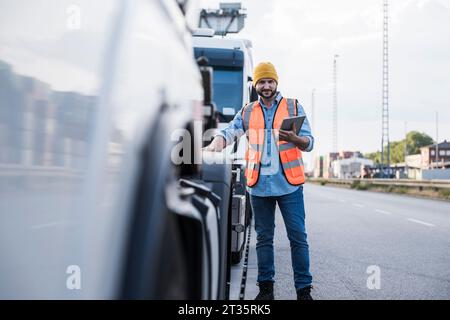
[296,285,313,300]
[255,281,274,300]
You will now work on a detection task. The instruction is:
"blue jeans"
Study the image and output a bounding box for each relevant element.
[250,186,312,290]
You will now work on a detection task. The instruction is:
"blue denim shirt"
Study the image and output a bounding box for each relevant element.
[216,92,314,197]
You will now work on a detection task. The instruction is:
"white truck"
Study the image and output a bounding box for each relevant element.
[0,0,225,300]
[193,3,258,269]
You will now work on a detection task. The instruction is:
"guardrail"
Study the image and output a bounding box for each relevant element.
[308,177,450,190]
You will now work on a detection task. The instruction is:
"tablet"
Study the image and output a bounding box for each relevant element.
[281,115,306,134]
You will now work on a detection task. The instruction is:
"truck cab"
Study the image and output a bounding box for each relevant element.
[0,0,223,300]
[193,20,257,271]
[193,34,256,125]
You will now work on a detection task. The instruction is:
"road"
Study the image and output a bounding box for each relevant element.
[243,184,450,300]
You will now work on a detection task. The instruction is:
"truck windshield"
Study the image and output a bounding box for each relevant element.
[213,68,243,120]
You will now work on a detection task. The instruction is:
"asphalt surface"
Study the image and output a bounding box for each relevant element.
[244,184,450,300]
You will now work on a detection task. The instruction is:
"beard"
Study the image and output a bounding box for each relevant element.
[257,87,277,99]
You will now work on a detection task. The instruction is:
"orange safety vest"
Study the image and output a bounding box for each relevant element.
[242,98,305,188]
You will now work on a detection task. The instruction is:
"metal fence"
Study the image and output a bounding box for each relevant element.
[308,177,450,190]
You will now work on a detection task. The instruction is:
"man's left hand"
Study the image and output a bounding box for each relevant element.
[278,124,310,151]
[279,124,297,143]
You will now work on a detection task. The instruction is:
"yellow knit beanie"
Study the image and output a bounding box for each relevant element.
[253,62,278,86]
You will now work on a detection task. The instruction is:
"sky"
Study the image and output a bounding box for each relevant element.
[199,0,450,158]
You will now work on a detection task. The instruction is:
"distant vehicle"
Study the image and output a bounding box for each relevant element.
[372,167,395,179]
[0,0,222,299]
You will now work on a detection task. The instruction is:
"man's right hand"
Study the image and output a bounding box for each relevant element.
[203,136,226,152]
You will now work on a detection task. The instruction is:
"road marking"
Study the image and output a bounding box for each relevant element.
[407,218,435,227]
[374,209,392,215]
[352,203,364,208]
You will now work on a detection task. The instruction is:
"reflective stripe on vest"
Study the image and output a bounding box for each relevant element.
[242,102,255,132]
[242,98,305,187]
[242,102,265,187]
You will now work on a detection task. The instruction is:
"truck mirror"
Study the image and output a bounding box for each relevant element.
[200,66,213,105]
[175,0,187,14]
[250,85,259,102]
[196,56,213,105]
[196,56,217,131]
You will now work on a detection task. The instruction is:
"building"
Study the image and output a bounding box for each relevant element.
[402,141,450,180]
[404,154,423,179]
[331,157,374,179]
[420,140,450,169]
[339,151,363,159]
[314,151,368,178]
[321,152,339,178]
[313,156,324,178]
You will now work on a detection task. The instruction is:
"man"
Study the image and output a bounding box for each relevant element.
[203,62,314,300]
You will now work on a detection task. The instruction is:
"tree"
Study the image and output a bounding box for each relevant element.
[390,140,404,164]
[406,131,434,155]
[364,131,434,164]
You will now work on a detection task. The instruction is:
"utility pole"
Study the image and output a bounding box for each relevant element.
[435,111,439,168]
[404,122,408,177]
[333,54,339,153]
[381,0,390,176]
